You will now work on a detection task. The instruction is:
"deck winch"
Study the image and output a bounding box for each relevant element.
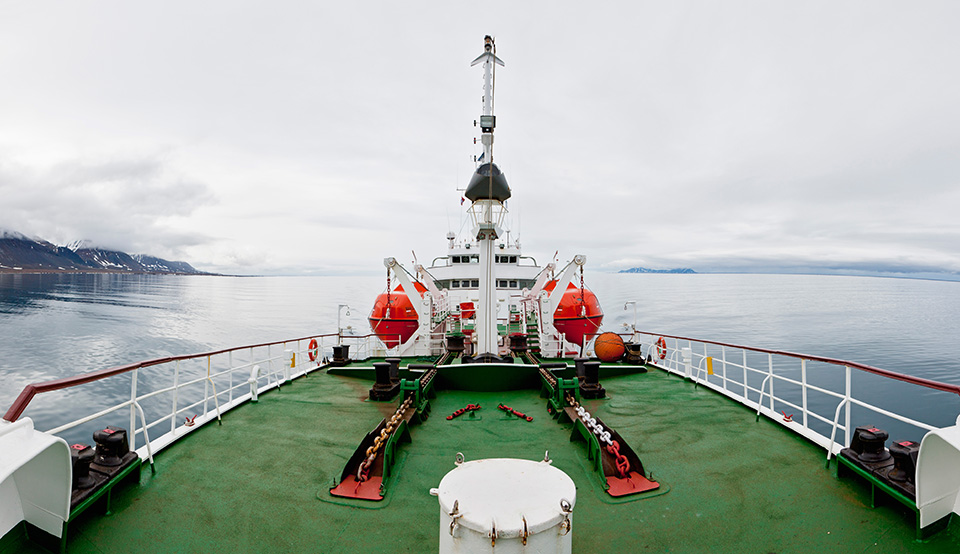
[839,425,922,502]
[842,426,893,470]
[882,440,921,499]
[92,426,129,467]
[888,440,921,483]
[70,444,96,490]
[69,426,141,515]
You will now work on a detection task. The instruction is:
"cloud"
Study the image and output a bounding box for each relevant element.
[1,2,959,275]
[0,150,217,257]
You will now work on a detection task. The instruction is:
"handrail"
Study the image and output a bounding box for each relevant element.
[635,331,960,465]
[3,332,341,422]
[636,330,960,397]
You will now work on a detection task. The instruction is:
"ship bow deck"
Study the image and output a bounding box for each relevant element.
[41,364,960,553]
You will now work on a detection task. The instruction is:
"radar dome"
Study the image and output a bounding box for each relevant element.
[464,163,511,202]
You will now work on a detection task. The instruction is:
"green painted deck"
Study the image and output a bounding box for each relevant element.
[29,364,960,553]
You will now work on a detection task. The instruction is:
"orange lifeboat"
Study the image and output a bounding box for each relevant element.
[543,280,603,346]
[368,282,426,348]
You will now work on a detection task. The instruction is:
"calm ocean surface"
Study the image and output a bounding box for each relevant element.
[2,272,959,441]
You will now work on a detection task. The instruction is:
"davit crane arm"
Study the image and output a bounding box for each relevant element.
[524,255,586,356]
[383,257,432,352]
[541,255,587,325]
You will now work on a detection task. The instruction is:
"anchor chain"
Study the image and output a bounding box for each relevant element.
[566,395,630,478]
[579,266,586,317]
[540,367,631,477]
[357,395,413,482]
[538,366,558,388]
[420,368,437,389]
[385,268,392,317]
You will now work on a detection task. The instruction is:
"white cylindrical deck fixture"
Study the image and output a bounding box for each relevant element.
[431,456,576,554]
[682,347,693,379]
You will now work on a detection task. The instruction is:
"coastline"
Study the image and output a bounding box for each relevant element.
[0,268,221,276]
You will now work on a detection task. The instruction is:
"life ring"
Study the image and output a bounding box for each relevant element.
[308,338,319,362]
[656,337,667,360]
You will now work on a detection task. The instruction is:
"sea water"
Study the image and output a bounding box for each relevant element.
[2,272,958,439]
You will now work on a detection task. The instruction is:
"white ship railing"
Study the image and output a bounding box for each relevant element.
[8,329,959,471]
[628,331,960,462]
[2,332,389,468]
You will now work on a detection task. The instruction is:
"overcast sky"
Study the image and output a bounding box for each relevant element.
[1,2,958,276]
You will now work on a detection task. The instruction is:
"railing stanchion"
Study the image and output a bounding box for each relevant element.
[268,344,274,387]
[767,353,775,413]
[721,345,727,392]
[171,361,180,434]
[703,343,709,383]
[844,365,852,448]
[826,397,847,467]
[133,401,155,473]
[297,340,304,377]
[283,346,291,382]
[130,368,138,452]
[229,351,234,402]
[756,375,772,421]
[801,359,808,430]
[206,355,222,425]
[742,350,748,401]
[203,360,209,417]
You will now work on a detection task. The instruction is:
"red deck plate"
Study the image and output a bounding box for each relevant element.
[606,471,660,497]
[329,476,384,501]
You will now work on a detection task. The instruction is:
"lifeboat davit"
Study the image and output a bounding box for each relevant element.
[544,280,603,346]
[369,282,426,348]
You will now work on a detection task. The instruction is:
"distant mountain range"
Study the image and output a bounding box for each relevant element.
[0,231,208,275]
[618,267,696,274]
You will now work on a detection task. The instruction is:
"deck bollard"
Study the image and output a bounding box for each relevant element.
[574,357,588,380]
[370,362,400,401]
[332,344,350,367]
[386,357,401,383]
[580,361,605,399]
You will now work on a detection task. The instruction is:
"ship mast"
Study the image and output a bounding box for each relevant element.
[471,35,502,164]
[466,36,509,359]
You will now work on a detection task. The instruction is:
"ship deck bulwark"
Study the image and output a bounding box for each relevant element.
[49,363,960,553]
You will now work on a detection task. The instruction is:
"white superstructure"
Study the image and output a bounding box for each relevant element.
[371,36,598,359]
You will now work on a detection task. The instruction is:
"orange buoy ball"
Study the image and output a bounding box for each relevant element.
[594,332,626,362]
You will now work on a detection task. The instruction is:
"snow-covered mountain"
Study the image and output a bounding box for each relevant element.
[0,233,207,274]
[618,267,697,274]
